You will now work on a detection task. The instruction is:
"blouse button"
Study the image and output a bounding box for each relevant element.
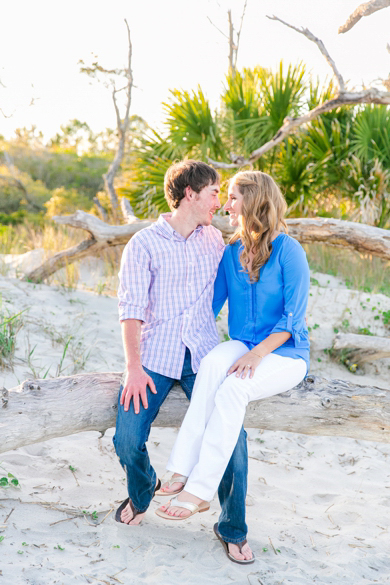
[289,312,293,316]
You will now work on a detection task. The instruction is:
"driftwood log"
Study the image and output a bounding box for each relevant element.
[1,373,389,454]
[25,212,390,282]
[333,332,390,364]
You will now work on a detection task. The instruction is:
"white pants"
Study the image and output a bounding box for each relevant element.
[167,340,306,501]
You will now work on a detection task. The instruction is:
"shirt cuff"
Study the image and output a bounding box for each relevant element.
[118,305,146,322]
[271,312,302,345]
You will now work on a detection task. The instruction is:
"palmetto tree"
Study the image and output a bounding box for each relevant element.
[123,63,390,227]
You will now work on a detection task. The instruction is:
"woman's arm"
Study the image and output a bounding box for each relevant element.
[212,252,228,318]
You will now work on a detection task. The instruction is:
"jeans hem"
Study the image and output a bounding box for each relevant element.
[217,530,248,544]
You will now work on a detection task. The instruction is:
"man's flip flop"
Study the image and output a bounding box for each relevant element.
[155,496,210,520]
[115,479,161,525]
[213,523,255,565]
[154,474,187,496]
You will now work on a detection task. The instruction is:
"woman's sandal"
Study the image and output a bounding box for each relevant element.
[154,474,187,497]
[115,479,161,525]
[155,496,210,520]
[213,523,255,565]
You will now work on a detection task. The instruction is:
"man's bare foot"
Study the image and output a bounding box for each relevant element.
[158,490,204,518]
[120,504,145,526]
[120,478,159,525]
[228,542,253,562]
[159,473,186,495]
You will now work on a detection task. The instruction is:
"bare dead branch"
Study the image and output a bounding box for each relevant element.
[267,15,345,92]
[207,15,230,40]
[0,107,13,118]
[101,19,134,220]
[338,0,390,34]
[234,0,248,70]
[93,197,108,222]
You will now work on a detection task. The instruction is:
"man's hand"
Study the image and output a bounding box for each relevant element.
[120,365,157,414]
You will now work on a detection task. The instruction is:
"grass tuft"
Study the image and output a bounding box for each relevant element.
[305,244,390,297]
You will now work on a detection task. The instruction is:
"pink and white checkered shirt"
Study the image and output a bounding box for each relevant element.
[118,213,225,378]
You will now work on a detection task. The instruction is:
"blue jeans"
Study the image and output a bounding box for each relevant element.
[113,348,248,544]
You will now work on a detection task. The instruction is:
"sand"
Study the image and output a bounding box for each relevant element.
[1,262,390,585]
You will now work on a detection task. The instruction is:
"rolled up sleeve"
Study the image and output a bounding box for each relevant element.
[118,236,151,322]
[270,242,310,346]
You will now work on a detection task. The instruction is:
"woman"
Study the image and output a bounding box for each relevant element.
[156,171,310,541]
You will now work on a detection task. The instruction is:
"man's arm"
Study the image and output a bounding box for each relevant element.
[120,319,157,414]
[118,237,156,414]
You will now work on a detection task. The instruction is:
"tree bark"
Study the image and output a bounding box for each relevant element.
[1,373,389,454]
[23,212,390,282]
[333,332,390,363]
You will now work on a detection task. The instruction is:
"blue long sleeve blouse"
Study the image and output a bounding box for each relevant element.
[212,233,310,372]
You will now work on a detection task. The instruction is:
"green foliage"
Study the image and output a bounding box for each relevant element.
[351,106,390,167]
[44,187,93,217]
[261,61,306,137]
[163,86,225,160]
[9,147,108,199]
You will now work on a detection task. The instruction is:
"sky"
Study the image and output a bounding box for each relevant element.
[0,0,389,141]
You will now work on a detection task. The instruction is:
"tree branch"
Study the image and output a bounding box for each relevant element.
[207,15,230,40]
[338,0,390,34]
[210,88,390,168]
[267,15,345,92]
[23,212,390,282]
[234,0,248,70]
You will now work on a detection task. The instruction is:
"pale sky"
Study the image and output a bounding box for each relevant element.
[1,0,389,141]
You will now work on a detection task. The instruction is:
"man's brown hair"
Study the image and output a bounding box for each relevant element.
[164,160,219,210]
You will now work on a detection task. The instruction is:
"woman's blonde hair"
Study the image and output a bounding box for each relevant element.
[230,171,288,282]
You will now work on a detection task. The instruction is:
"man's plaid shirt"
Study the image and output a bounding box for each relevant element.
[118,213,225,378]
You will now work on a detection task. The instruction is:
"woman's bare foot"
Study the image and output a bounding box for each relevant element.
[228,542,253,562]
[159,473,186,495]
[158,490,204,518]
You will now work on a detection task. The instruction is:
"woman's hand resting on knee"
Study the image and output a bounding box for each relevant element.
[227,350,263,379]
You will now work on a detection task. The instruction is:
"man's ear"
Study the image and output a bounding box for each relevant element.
[184,185,195,201]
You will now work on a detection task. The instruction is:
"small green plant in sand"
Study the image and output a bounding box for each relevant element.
[0,465,20,488]
[0,303,25,368]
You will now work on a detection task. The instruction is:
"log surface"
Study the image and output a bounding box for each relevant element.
[333,332,390,363]
[1,372,389,454]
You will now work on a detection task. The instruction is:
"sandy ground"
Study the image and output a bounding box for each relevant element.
[1,258,390,585]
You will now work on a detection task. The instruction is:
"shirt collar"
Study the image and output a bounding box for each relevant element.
[156,213,204,241]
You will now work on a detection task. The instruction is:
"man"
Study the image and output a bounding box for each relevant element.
[113,160,253,563]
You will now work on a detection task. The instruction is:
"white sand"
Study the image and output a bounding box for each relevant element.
[1,269,390,584]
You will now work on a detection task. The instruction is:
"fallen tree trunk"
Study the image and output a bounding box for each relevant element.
[24,212,390,282]
[333,332,390,363]
[1,373,389,454]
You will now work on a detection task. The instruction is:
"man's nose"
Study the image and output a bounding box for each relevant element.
[215,197,221,209]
